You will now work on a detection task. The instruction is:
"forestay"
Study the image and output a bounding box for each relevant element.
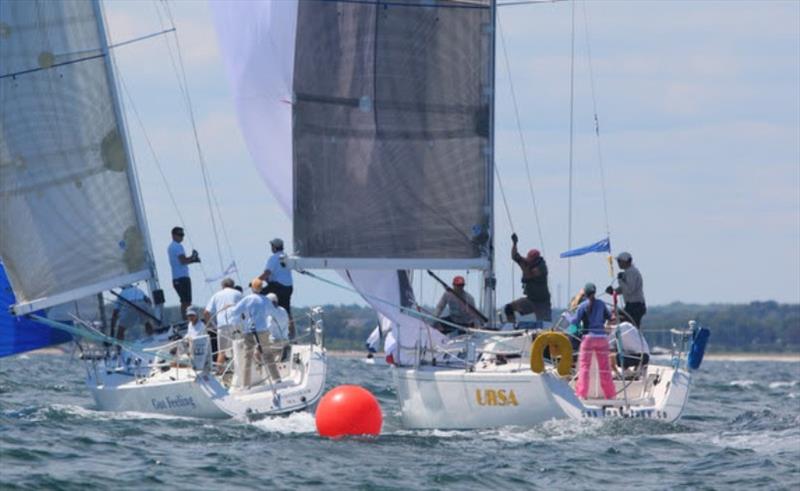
[0,0,154,314]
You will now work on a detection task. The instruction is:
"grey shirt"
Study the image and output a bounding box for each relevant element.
[434,290,478,325]
[619,264,645,304]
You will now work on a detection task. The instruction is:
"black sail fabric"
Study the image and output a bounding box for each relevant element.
[293,0,491,260]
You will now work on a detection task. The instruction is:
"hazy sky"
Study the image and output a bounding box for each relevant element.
[102,0,800,310]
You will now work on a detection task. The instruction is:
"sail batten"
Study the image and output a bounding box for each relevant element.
[0,0,155,310]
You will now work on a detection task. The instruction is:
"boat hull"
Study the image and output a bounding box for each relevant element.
[87,345,327,419]
[393,363,691,429]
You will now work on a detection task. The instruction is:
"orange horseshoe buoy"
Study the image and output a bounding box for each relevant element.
[530,332,573,377]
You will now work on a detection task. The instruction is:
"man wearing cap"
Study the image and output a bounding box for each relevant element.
[184,307,207,339]
[203,278,243,370]
[504,233,552,323]
[433,276,479,334]
[605,252,646,327]
[229,278,280,386]
[265,293,290,342]
[167,226,200,319]
[259,238,294,338]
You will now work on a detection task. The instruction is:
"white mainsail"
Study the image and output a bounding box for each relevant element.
[0,0,156,314]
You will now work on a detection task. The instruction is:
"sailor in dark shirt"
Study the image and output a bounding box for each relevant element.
[504,234,552,323]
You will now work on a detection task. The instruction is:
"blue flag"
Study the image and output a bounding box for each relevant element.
[560,237,611,258]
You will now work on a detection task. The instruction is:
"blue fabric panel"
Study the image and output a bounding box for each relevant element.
[0,262,72,358]
[559,237,611,258]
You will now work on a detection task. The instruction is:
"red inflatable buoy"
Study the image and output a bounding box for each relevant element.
[315,385,382,438]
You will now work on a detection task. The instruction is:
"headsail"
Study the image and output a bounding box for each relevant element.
[0,0,155,314]
[0,260,71,358]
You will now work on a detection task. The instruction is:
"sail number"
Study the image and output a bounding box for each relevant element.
[475,389,519,407]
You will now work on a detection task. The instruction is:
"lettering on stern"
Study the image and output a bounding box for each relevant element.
[150,395,197,411]
[475,389,519,407]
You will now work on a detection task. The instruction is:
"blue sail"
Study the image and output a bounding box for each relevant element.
[0,262,72,358]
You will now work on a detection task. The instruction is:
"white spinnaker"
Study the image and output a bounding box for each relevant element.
[0,0,154,313]
[210,0,440,363]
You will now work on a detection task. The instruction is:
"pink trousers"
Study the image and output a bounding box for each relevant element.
[575,334,616,400]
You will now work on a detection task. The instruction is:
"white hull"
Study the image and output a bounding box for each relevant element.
[394,363,691,429]
[86,344,326,420]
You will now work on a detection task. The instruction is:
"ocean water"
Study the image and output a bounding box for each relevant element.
[1,354,798,490]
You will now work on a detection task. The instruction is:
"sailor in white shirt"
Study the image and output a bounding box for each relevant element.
[265,293,290,342]
[203,278,243,369]
[184,308,207,339]
[110,284,153,343]
[229,279,280,386]
[608,321,651,371]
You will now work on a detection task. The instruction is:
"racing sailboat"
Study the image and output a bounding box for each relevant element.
[211,0,706,428]
[0,0,326,419]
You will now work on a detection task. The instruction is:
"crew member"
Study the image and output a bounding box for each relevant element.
[167,226,200,319]
[607,320,651,373]
[184,307,206,339]
[433,276,478,334]
[259,238,294,338]
[265,293,290,342]
[203,278,243,371]
[505,233,552,323]
[605,251,646,327]
[230,278,280,387]
[109,283,153,343]
[570,283,615,399]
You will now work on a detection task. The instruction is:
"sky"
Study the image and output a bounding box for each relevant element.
[101,0,800,310]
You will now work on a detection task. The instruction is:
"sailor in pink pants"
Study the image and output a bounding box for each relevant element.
[569,283,616,400]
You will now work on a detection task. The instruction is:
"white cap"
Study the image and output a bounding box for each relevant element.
[185,307,198,317]
[266,293,278,303]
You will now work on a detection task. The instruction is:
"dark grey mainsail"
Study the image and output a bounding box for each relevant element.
[292,0,491,262]
[0,0,154,313]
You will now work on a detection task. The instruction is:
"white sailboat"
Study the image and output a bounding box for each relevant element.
[211,0,706,429]
[0,0,326,419]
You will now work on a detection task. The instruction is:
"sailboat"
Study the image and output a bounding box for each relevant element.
[0,0,326,419]
[212,0,706,428]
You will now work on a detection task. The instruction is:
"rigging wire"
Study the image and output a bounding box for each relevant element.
[153,1,226,278]
[580,0,612,240]
[497,15,546,255]
[493,164,517,299]
[566,0,576,297]
[117,73,216,286]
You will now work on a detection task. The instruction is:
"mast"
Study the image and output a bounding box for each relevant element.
[92,0,160,298]
[482,0,498,322]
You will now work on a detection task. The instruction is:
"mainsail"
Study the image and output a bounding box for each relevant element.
[0,0,155,314]
[211,0,489,362]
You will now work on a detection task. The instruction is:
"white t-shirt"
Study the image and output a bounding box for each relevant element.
[168,241,189,279]
[608,322,650,355]
[266,303,290,341]
[204,287,243,327]
[186,319,206,339]
[265,252,293,286]
[230,293,269,333]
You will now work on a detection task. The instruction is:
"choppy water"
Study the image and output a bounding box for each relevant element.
[1,353,798,490]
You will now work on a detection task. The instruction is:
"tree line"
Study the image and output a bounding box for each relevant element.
[296,301,800,352]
